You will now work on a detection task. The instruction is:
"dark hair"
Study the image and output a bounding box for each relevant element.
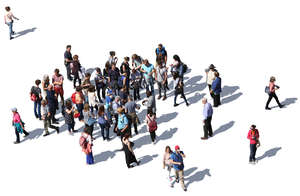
[65,99,72,109]
[173,55,181,63]
[76,86,82,92]
[251,125,256,129]
[109,51,115,56]
[85,72,91,77]
[66,45,71,49]
[5,6,10,12]
[96,67,101,73]
[147,108,154,116]
[214,71,220,77]
[105,61,110,69]
[146,90,151,97]
[73,55,78,60]
[98,105,105,116]
[54,68,60,74]
[88,85,96,92]
[165,146,172,153]
[124,57,130,61]
[172,71,179,80]
[35,79,41,85]
[123,133,130,140]
[158,43,163,47]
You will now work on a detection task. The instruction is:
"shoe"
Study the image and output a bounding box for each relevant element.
[106,138,110,142]
[186,103,189,106]
[137,161,141,166]
[52,121,59,124]
[24,133,29,137]
[174,103,179,107]
[14,141,20,144]
[73,130,78,133]
[56,127,59,134]
[176,178,179,183]
[209,133,213,137]
[10,37,14,40]
[135,131,139,135]
[201,137,208,140]
[265,107,271,110]
[43,132,50,137]
[157,95,161,100]
[184,188,187,192]
[279,104,285,108]
[162,96,167,101]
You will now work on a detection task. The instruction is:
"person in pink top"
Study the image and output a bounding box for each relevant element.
[265,76,284,110]
[163,146,173,185]
[247,125,260,164]
[11,108,29,144]
[52,68,65,109]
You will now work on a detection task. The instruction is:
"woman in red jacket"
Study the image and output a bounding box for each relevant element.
[247,125,259,164]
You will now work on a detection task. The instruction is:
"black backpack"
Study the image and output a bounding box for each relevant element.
[182,63,188,74]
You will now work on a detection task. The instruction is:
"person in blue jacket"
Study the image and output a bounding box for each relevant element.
[155,43,167,64]
[211,71,222,107]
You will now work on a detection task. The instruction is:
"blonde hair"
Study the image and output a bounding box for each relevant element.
[83,103,90,111]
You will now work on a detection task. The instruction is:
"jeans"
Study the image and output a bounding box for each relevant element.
[249,144,257,162]
[146,77,155,95]
[203,116,213,138]
[7,22,13,39]
[34,100,41,119]
[99,124,109,140]
[157,82,166,97]
[266,92,281,108]
[67,122,75,132]
[76,103,84,121]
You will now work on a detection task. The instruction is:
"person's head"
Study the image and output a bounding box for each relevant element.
[147,108,153,116]
[146,90,151,98]
[270,76,276,82]
[117,107,124,114]
[109,51,115,57]
[88,85,96,92]
[209,64,215,70]
[73,55,78,61]
[43,74,49,82]
[250,124,256,130]
[66,45,71,52]
[165,146,172,153]
[11,107,17,114]
[96,67,101,74]
[202,98,207,105]
[65,99,72,109]
[48,84,53,90]
[111,63,116,70]
[85,72,91,79]
[124,57,130,62]
[214,71,219,77]
[158,43,163,50]
[172,71,179,80]
[83,127,90,135]
[83,103,89,112]
[5,6,10,12]
[76,86,82,92]
[105,61,110,69]
[115,96,120,102]
[41,99,47,106]
[98,105,105,116]
[173,55,181,63]
[35,79,41,86]
[132,68,136,73]
[127,96,133,102]
[175,145,180,153]
[54,68,60,76]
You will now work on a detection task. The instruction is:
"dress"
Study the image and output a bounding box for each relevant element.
[123,142,137,167]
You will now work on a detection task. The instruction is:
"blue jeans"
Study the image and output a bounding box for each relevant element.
[34,100,41,119]
[76,103,84,121]
[249,144,257,162]
[67,122,75,132]
[146,77,155,95]
[99,123,109,140]
[7,22,13,39]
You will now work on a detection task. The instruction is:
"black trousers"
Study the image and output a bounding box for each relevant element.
[213,93,221,107]
[65,64,72,79]
[208,84,214,98]
[113,114,119,133]
[203,116,213,138]
[133,87,140,101]
[249,144,257,162]
[150,131,156,142]
[73,72,81,88]
[266,92,281,108]
[15,127,29,142]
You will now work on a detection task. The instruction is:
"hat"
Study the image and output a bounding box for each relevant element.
[11,107,17,112]
[175,145,180,150]
[209,64,216,69]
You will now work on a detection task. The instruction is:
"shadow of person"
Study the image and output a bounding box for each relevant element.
[156,112,178,124]
[186,93,206,105]
[185,169,211,188]
[257,147,282,161]
[222,92,243,104]
[138,154,158,166]
[221,85,240,97]
[271,97,298,109]
[156,128,178,144]
[21,128,43,142]
[214,121,235,136]
[94,149,120,164]
[14,27,37,39]
[184,167,198,176]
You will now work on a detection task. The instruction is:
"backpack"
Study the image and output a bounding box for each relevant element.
[79,135,87,149]
[71,92,77,104]
[156,47,166,56]
[118,75,125,88]
[181,63,188,74]
[147,115,157,132]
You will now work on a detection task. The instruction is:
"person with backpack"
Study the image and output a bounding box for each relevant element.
[11,108,29,144]
[73,86,84,121]
[155,61,168,100]
[141,59,156,95]
[145,109,157,144]
[247,125,260,164]
[52,69,65,109]
[169,145,187,191]
[108,63,120,96]
[125,96,140,135]
[30,79,42,120]
[80,128,94,165]
[116,107,130,139]
[211,71,222,107]
[265,76,284,110]
[94,67,105,103]
[173,72,189,107]
[130,68,141,101]
[83,103,96,138]
[205,64,217,98]
[71,54,82,88]
[171,55,187,81]
[4,6,19,40]
[163,146,174,185]
[64,100,77,135]
[98,105,110,141]
[64,45,73,81]
[46,84,59,124]
[41,99,59,136]
[81,72,91,104]
[201,98,213,140]
[122,133,140,168]
[155,44,168,65]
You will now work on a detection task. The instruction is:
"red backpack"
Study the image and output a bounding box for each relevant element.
[71,92,77,104]
[147,115,157,132]
[79,135,87,149]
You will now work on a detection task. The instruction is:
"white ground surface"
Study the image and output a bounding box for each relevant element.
[1,0,300,195]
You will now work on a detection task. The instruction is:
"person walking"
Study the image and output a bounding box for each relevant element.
[156,61,168,100]
[142,90,156,114]
[80,128,94,165]
[98,105,110,141]
[30,79,42,120]
[206,64,217,98]
[265,76,284,110]
[74,86,84,121]
[4,6,19,40]
[169,145,187,191]
[125,96,140,135]
[173,72,189,107]
[247,125,260,164]
[122,133,140,168]
[46,84,59,124]
[64,45,73,81]
[71,54,82,88]
[201,98,213,140]
[11,108,29,144]
[141,59,156,94]
[170,55,185,81]
[64,100,77,135]
[163,146,173,185]
[211,71,222,107]
[41,99,59,136]
[130,68,141,101]
[115,107,129,139]
[145,109,157,144]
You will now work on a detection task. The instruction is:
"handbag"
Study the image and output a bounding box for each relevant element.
[30,93,37,101]
[87,117,96,126]
[264,86,270,94]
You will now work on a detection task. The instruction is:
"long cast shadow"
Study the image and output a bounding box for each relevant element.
[271,97,297,109]
[221,85,240,97]
[94,149,120,164]
[214,121,235,136]
[21,128,43,142]
[14,27,37,39]
[185,169,211,188]
[156,128,178,144]
[222,92,243,104]
[138,154,158,166]
[257,147,282,161]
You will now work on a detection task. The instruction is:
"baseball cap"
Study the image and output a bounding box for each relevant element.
[175,145,180,150]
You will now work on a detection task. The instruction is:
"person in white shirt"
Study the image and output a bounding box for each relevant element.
[4,6,19,40]
[206,64,217,98]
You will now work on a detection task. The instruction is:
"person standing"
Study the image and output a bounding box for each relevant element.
[163,146,173,184]
[80,128,94,165]
[122,133,140,168]
[265,76,284,110]
[141,59,155,95]
[115,107,129,139]
[112,96,121,133]
[211,71,222,107]
[64,100,77,135]
[75,86,84,121]
[81,72,91,104]
[30,79,42,120]
[108,51,118,67]
[52,69,65,109]
[125,96,140,135]
[131,68,141,101]
[98,105,110,141]
[173,72,189,107]
[201,98,213,140]
[94,67,105,103]
[46,84,59,124]
[169,145,187,191]
[41,75,50,99]
[4,6,19,40]
[171,55,185,81]
[155,43,168,65]
[11,108,29,144]
[247,125,260,164]
[145,109,157,144]
[71,55,82,88]
[64,45,73,81]
[142,90,156,114]
[206,64,217,98]
[120,57,131,79]
[108,63,120,96]
[87,85,99,115]
[41,100,59,136]
[156,61,168,100]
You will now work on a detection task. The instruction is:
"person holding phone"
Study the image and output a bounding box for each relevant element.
[169,145,187,191]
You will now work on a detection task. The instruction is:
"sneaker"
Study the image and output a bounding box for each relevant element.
[265,107,271,110]
[184,188,187,192]
[162,96,167,101]
[186,103,189,106]
[176,178,179,183]
[73,130,78,133]
[14,141,20,144]
[157,95,161,100]
[24,133,29,137]
[201,137,208,140]
[56,127,60,134]
[137,161,141,166]
[279,104,285,108]
[43,132,50,137]
[174,103,179,107]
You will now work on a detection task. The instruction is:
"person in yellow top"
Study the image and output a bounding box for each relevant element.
[4,6,19,40]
